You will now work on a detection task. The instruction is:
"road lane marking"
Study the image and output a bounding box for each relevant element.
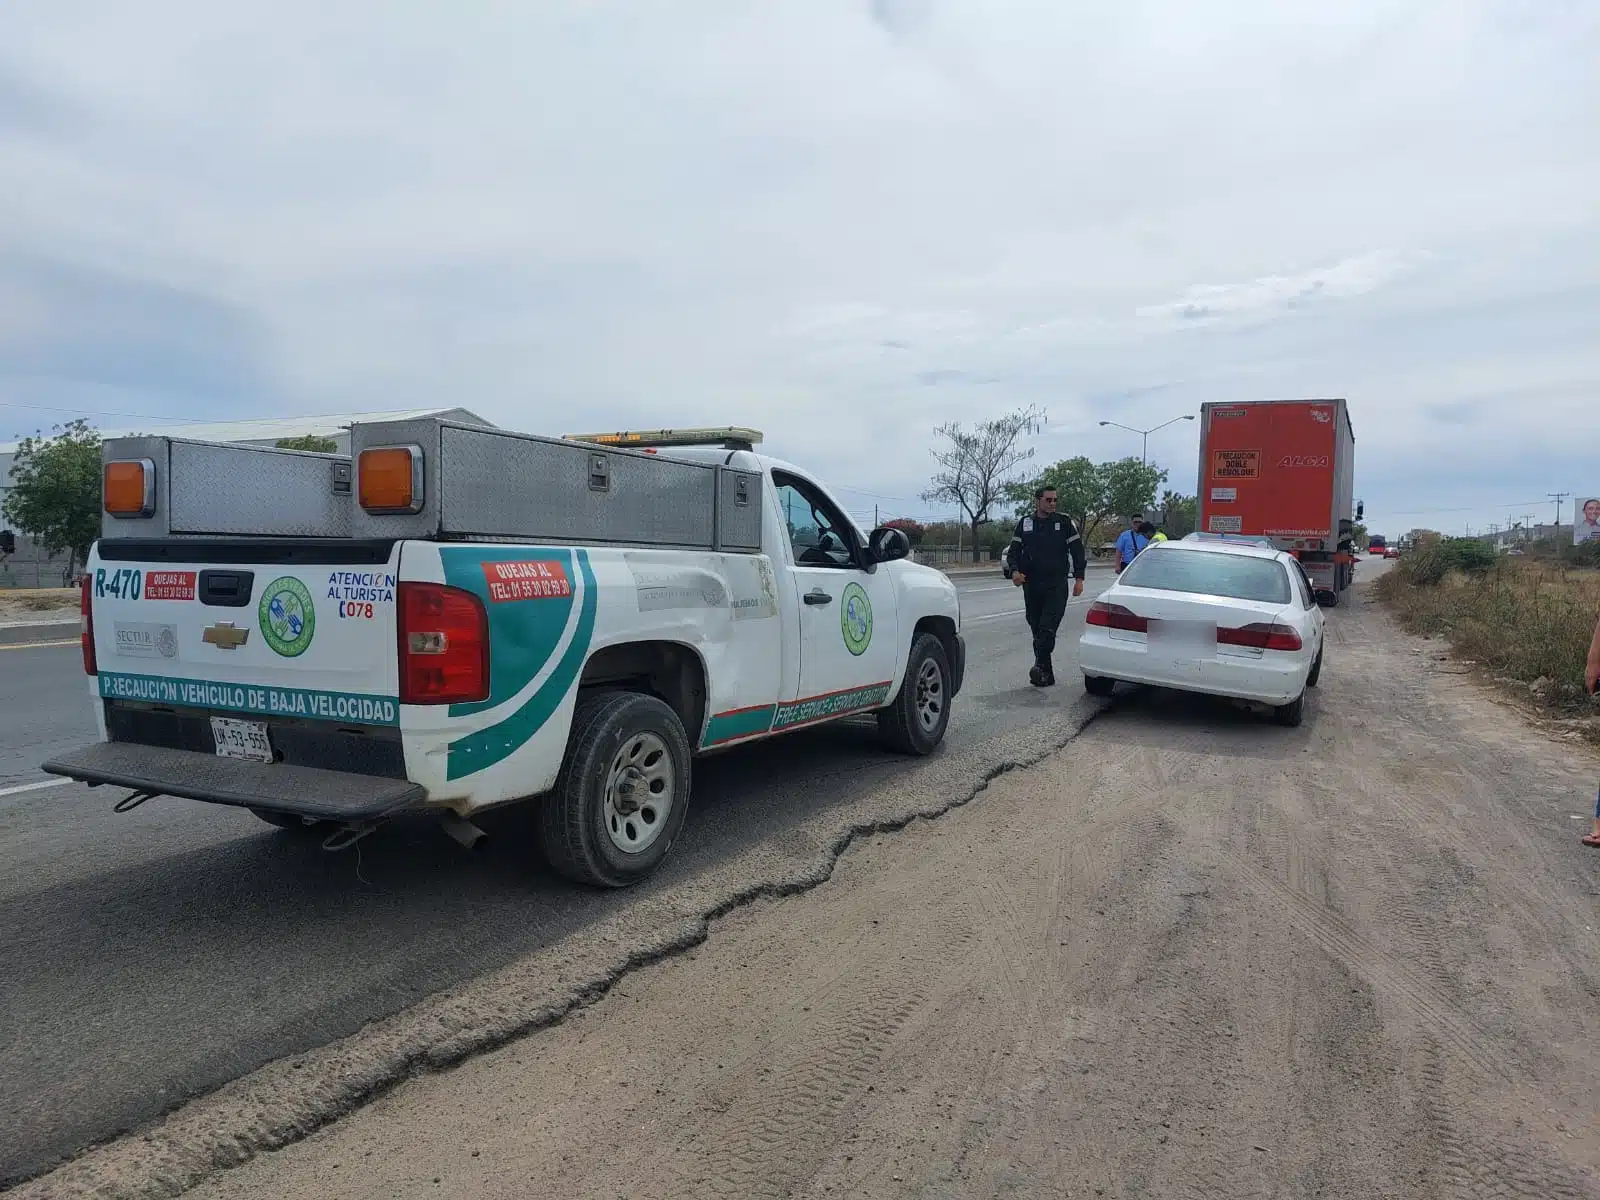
[963,596,1097,624]
[0,778,72,797]
[0,639,79,651]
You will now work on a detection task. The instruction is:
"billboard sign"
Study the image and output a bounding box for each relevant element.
[1577,498,1600,545]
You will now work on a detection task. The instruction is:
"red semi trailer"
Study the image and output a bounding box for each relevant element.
[1196,398,1361,605]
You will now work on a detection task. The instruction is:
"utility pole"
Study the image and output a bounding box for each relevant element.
[1549,493,1570,533]
[1523,514,1536,542]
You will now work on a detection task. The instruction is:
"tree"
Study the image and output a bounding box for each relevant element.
[1007,456,1168,544]
[1101,457,1168,528]
[275,434,338,453]
[1160,490,1198,538]
[883,518,925,547]
[2,419,103,575]
[921,405,1044,561]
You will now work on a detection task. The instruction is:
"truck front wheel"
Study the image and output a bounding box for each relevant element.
[877,633,952,755]
[539,690,693,888]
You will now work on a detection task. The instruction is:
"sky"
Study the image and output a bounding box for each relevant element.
[1,0,1595,537]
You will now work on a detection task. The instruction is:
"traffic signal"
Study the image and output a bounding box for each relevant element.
[0,529,15,555]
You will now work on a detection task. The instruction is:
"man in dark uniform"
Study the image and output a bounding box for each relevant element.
[1005,485,1087,687]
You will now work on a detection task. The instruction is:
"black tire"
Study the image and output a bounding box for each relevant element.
[1084,675,1115,697]
[1273,692,1306,727]
[539,690,692,888]
[249,807,323,832]
[877,633,952,755]
[1306,644,1324,689]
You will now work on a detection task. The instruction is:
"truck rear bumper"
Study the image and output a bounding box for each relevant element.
[42,742,426,822]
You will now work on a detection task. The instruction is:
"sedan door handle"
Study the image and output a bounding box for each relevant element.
[803,589,832,606]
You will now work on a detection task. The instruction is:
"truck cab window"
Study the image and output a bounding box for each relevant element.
[772,475,856,569]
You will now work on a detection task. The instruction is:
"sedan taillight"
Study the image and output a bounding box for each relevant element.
[1218,622,1303,652]
[1085,601,1149,633]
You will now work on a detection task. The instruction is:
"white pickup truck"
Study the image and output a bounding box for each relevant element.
[45,421,965,886]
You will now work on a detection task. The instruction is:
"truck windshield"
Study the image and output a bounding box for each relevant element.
[1119,549,1291,605]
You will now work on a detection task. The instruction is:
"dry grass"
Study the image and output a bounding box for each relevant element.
[0,588,79,618]
[1375,558,1600,712]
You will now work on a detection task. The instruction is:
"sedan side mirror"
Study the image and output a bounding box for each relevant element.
[867,526,912,564]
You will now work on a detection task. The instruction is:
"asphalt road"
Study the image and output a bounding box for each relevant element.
[0,567,1117,1186]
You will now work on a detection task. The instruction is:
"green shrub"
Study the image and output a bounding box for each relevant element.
[1377,559,1600,710]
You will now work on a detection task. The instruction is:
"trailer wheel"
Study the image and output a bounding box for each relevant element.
[539,690,692,888]
[877,633,951,755]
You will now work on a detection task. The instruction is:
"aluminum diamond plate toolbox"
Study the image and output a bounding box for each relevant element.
[100,437,353,540]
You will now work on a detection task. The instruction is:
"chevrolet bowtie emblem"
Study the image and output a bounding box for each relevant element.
[202,623,250,650]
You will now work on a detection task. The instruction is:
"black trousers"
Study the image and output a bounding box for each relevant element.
[1023,580,1069,667]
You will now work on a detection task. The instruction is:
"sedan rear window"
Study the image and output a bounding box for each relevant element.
[1118,548,1291,604]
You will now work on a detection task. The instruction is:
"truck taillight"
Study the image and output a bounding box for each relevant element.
[1218,622,1303,652]
[398,583,489,704]
[81,575,97,675]
[1085,601,1148,633]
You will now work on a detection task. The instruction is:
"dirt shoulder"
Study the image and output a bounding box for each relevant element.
[124,587,1600,1197]
[0,588,77,622]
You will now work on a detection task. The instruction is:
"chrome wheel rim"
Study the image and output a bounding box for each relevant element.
[603,732,675,853]
[914,657,945,734]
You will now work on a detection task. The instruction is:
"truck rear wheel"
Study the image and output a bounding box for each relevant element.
[539,690,692,888]
[877,633,952,755]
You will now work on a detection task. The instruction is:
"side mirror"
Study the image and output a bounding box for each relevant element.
[867,526,911,564]
[0,529,14,555]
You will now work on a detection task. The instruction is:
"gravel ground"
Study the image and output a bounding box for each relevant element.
[23,582,1600,1199]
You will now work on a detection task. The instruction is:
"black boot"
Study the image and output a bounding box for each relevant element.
[1028,663,1046,687]
[1039,661,1056,687]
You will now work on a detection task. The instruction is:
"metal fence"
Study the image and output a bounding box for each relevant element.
[913,545,1003,567]
[0,532,76,589]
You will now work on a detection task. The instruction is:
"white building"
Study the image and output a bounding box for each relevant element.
[2,408,489,588]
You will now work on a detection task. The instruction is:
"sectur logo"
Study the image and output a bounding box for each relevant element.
[259,577,316,658]
[840,582,873,656]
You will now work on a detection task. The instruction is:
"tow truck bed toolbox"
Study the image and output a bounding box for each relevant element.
[41,742,425,821]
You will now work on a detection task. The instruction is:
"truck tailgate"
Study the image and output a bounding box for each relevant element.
[84,544,405,776]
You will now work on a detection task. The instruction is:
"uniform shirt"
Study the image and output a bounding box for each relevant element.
[1009,511,1086,585]
[1115,528,1151,566]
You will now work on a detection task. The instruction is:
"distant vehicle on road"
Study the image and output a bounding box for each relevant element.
[1078,537,1326,727]
[1196,398,1360,606]
[1367,534,1387,555]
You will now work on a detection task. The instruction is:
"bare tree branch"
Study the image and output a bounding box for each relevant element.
[920,405,1044,560]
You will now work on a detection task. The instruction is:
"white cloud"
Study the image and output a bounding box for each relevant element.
[0,0,1596,533]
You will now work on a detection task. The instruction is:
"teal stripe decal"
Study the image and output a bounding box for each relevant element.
[439,547,577,718]
[701,705,777,747]
[772,681,891,731]
[702,681,894,747]
[98,671,399,727]
[445,549,597,781]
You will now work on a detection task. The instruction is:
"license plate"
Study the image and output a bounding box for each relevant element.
[211,717,274,763]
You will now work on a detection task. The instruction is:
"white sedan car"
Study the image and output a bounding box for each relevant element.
[1078,535,1326,726]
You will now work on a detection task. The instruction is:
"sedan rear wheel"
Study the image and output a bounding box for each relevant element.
[1306,644,1324,688]
[1083,675,1115,697]
[1273,692,1306,727]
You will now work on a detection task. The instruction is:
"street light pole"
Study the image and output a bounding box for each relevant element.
[1098,414,1196,466]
